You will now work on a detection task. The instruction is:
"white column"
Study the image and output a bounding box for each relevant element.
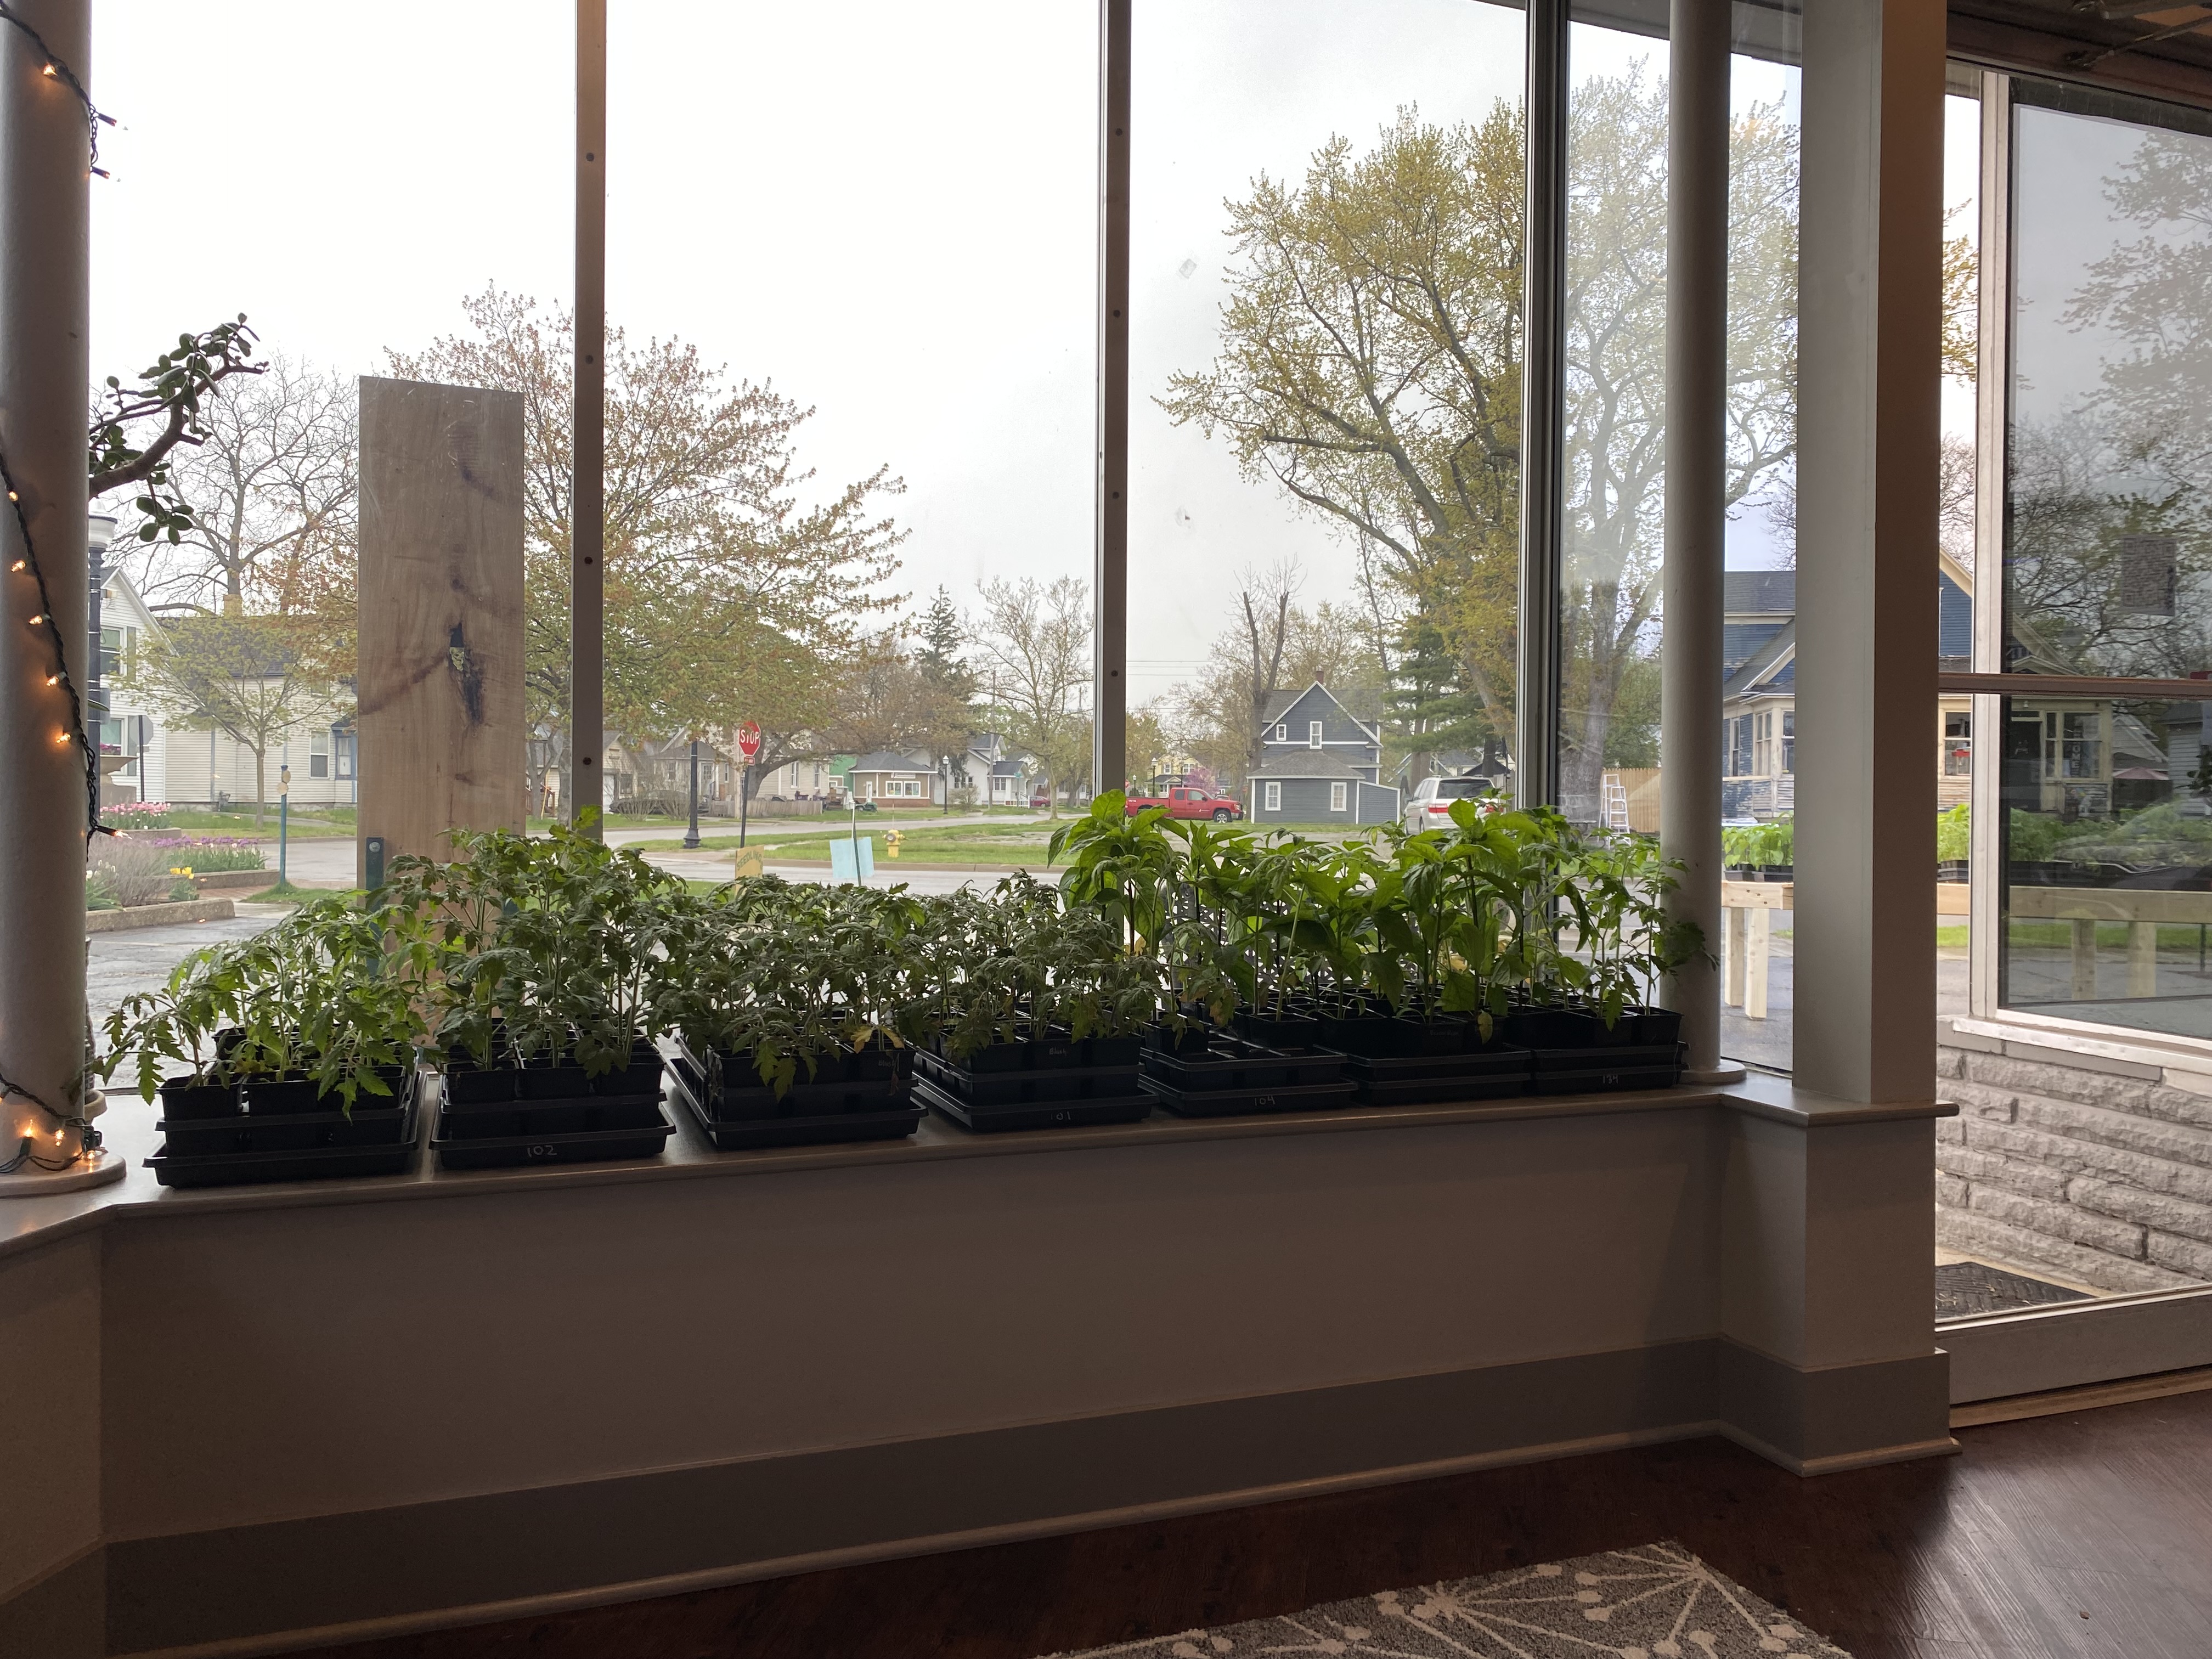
[0,0,94,1164]
[1794,0,1945,1102]
[1660,0,1735,1081]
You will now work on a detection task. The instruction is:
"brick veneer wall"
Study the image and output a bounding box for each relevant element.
[1937,1020,2212,1294]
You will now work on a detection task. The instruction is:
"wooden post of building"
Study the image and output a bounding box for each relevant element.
[356,377,526,883]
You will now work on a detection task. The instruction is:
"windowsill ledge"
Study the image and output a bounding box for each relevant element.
[0,1068,1950,1267]
[1945,1011,2212,1082]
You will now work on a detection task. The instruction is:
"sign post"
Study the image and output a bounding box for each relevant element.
[735,720,762,849]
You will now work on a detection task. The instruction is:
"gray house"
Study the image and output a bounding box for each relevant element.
[1246,680,1402,827]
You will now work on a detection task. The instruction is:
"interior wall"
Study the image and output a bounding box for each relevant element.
[98,1114,1724,1542]
[0,1233,100,1603]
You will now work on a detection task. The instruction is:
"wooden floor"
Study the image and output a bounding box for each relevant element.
[313,1390,2212,1659]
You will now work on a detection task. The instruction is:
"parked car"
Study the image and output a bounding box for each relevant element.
[1125,784,1243,823]
[1402,774,1501,832]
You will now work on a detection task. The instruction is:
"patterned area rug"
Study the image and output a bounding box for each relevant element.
[1048,1542,1849,1658]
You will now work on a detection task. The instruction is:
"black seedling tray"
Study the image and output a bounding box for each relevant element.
[1339,1044,1534,1107]
[915,1075,1152,1133]
[1138,1039,1346,1094]
[939,1030,1144,1074]
[1138,1075,1361,1118]
[669,1054,923,1151]
[676,1041,912,1121]
[431,1100,676,1169]
[916,1049,1141,1107]
[146,1099,422,1188]
[1527,1043,1683,1095]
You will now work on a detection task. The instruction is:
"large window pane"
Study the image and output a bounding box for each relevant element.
[87,1,567,1019]
[1997,82,2212,1037]
[1130,0,1523,827]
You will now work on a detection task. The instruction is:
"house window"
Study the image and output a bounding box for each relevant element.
[1308,720,1323,749]
[1264,781,1282,812]
[1329,781,1347,812]
[311,729,330,778]
[1781,710,1795,774]
[1943,710,1970,776]
[1272,724,1286,742]
[335,730,356,781]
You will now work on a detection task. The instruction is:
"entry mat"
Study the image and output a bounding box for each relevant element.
[1935,1259,2091,1320]
[1046,1542,1850,1658]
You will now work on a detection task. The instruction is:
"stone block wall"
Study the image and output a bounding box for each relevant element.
[1937,1021,2212,1294]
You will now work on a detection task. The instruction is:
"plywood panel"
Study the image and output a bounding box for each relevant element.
[356,377,526,882]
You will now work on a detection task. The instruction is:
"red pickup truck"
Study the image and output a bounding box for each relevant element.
[1126,785,1242,822]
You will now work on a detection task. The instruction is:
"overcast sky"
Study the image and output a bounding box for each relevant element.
[89,4,1980,707]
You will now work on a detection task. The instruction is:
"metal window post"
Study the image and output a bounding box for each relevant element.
[572,0,606,838]
[1516,0,1568,809]
[1660,0,1737,1081]
[1093,0,1130,800]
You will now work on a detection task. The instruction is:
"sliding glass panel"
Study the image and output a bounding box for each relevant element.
[1130,0,1523,831]
[1998,82,2212,1042]
[86,2,567,1020]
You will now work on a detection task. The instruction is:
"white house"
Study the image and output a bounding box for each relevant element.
[95,568,358,814]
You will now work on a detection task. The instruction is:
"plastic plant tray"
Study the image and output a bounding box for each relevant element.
[431,1101,676,1169]
[674,1045,912,1122]
[1137,1040,1346,1094]
[1526,1042,1681,1073]
[915,1049,1142,1107]
[146,1099,422,1188]
[1527,1062,1683,1096]
[915,1075,1153,1133]
[1137,1075,1361,1119]
[940,1031,1143,1074]
[669,1055,921,1151]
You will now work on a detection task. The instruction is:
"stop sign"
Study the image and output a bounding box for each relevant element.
[736,720,762,762]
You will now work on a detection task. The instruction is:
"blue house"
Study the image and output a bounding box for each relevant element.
[1720,560,1975,820]
[1246,679,1402,827]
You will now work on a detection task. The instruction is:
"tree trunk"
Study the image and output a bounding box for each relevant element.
[252,746,267,833]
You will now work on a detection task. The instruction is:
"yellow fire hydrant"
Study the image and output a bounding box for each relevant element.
[885,829,904,861]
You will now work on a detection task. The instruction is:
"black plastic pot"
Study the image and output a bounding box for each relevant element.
[680,1040,913,1125]
[442,1060,518,1105]
[1336,1042,1534,1107]
[1634,1007,1684,1048]
[517,1052,591,1101]
[1230,1009,1324,1049]
[147,1088,422,1187]
[1137,1037,1357,1118]
[1144,1020,1215,1059]
[1319,1013,1474,1058]
[913,1045,1152,1131]
[157,1077,241,1120]
[669,1049,922,1151]
[591,1041,668,1098]
[1526,1041,1684,1094]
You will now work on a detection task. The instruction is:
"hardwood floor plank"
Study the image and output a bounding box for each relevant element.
[300,1391,2212,1659]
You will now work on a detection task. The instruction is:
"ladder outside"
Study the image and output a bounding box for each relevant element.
[1602,774,1630,830]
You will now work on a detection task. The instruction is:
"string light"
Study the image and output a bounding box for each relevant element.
[0,4,113,1166]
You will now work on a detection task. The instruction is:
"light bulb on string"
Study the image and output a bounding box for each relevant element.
[8,561,22,572]
[27,613,44,627]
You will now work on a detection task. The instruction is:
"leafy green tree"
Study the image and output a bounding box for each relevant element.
[1165,76,1800,823]
[975,575,1092,816]
[389,288,909,796]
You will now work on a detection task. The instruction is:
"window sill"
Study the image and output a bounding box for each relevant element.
[0,1070,1949,1267]
[1946,1010,2212,1081]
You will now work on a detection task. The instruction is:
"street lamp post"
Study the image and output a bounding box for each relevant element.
[278,763,291,889]
[941,754,950,817]
[682,737,701,850]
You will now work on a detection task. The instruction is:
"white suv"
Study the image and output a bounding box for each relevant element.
[1402,775,1500,832]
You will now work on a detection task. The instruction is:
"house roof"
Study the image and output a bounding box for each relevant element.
[848,749,932,774]
[1259,680,1384,733]
[1724,569,1797,616]
[1248,749,1373,781]
[1724,619,1796,699]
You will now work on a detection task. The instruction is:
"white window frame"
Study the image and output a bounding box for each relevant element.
[1329,781,1347,812]
[1263,781,1281,812]
[1272,723,1286,742]
[1308,720,1324,748]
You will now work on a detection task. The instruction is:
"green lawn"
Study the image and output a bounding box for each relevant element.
[689,823,1062,867]
[149,809,354,840]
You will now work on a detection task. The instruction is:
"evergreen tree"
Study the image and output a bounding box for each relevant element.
[1386,614,1490,783]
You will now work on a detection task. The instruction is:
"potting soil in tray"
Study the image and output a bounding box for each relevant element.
[1338,1043,1535,1107]
[146,1098,422,1188]
[431,1100,678,1169]
[1138,1038,1358,1118]
[1526,1042,1684,1094]
[914,1074,1152,1133]
[668,1053,923,1151]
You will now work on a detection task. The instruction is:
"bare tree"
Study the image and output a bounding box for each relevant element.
[118,353,358,629]
[975,575,1092,815]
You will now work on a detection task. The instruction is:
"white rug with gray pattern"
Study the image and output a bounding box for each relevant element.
[1050,1542,1849,1658]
